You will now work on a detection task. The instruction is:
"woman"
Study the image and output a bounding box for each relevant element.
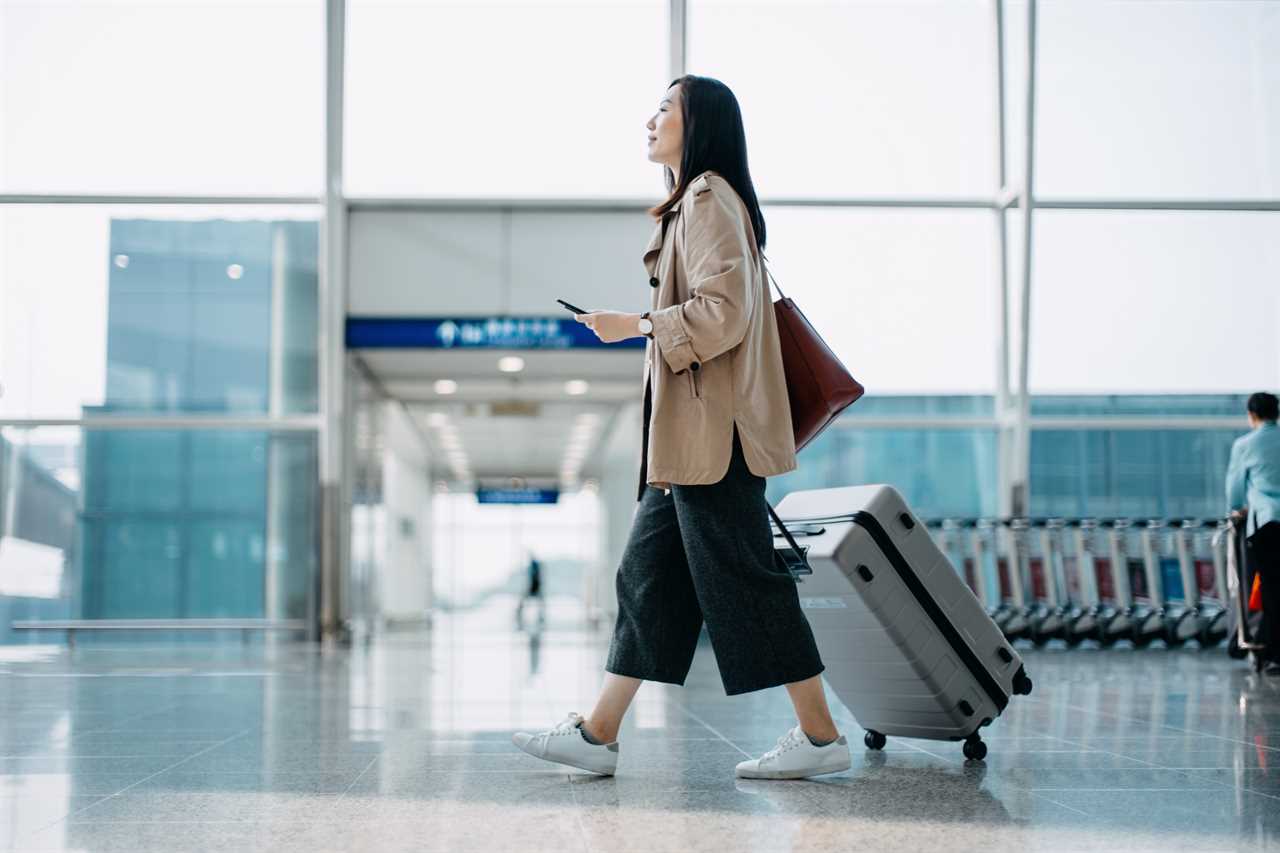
[512,75,850,780]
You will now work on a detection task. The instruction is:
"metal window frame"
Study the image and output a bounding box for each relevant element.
[4,0,1276,641]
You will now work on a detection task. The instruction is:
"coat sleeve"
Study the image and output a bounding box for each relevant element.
[1225,435,1248,512]
[648,179,755,376]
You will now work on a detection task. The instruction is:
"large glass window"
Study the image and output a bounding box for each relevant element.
[690,0,996,198]
[0,427,318,645]
[345,0,667,198]
[1027,211,1280,394]
[0,205,320,418]
[0,0,324,196]
[762,208,999,394]
[768,424,998,519]
[1031,0,1280,200]
[1030,427,1238,519]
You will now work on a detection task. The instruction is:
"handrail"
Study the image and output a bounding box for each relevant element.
[10,618,307,649]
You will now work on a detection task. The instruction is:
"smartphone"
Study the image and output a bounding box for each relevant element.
[556,299,588,314]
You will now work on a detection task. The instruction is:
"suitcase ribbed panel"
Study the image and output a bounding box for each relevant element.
[777,484,1024,743]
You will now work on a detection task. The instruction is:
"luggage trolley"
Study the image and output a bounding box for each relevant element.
[1219,515,1266,668]
[1178,519,1228,647]
[1143,519,1200,647]
[964,518,1001,617]
[1102,519,1165,647]
[1088,519,1130,645]
[1025,518,1069,646]
[994,518,1031,641]
[1057,519,1098,646]
[945,518,985,600]
[931,519,973,594]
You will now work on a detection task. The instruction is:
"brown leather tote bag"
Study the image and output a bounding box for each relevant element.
[764,256,865,452]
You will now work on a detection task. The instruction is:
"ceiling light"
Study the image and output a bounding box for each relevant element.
[434,379,458,395]
[497,356,525,373]
[426,412,448,427]
[564,380,590,396]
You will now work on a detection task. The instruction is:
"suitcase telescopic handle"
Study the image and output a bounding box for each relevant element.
[768,503,811,573]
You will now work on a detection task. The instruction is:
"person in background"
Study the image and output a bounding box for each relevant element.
[1226,391,1280,675]
[516,552,545,630]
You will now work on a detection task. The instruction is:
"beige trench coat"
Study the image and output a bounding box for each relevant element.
[639,170,797,496]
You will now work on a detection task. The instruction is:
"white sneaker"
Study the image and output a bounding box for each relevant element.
[512,712,618,776]
[735,725,850,780]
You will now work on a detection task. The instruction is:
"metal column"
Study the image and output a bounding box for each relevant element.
[992,0,1015,517]
[669,0,687,81]
[1012,0,1038,516]
[319,0,351,644]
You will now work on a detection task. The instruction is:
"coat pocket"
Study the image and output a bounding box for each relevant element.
[687,368,703,399]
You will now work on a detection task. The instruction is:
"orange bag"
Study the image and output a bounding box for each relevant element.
[1250,574,1263,613]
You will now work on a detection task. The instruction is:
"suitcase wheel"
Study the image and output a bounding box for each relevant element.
[962,735,987,762]
[1227,635,1247,660]
[864,730,886,751]
[1012,668,1033,696]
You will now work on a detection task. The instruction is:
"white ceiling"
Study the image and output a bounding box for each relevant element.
[356,348,643,486]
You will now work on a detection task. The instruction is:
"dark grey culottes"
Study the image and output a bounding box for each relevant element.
[605,430,825,696]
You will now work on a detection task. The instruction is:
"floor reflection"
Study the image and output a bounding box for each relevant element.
[1,596,1278,852]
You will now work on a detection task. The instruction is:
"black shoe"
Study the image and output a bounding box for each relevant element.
[1264,661,1280,677]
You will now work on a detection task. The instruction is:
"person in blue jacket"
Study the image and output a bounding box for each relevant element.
[1226,392,1280,675]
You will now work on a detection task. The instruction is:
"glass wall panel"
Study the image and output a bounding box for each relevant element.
[768,423,998,520]
[346,0,666,197]
[1028,211,1280,394]
[0,205,320,418]
[762,208,998,394]
[0,0,324,196]
[0,427,318,644]
[1030,0,1280,200]
[1030,428,1239,520]
[690,0,996,198]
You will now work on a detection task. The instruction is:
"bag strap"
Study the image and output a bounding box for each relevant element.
[767,501,809,569]
[760,251,788,301]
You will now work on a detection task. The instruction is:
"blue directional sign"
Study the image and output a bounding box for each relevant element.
[476,488,560,505]
[346,316,646,350]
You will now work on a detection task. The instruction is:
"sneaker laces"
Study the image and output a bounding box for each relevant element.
[532,712,586,753]
[760,725,808,763]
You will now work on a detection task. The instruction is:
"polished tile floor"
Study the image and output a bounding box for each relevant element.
[3,600,1280,852]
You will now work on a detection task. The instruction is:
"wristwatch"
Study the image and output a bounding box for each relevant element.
[637,312,654,338]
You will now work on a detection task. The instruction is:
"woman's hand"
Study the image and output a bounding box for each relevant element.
[575,311,643,344]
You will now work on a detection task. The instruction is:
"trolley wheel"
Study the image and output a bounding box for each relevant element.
[1198,617,1228,645]
[1198,626,1226,648]
[864,730,886,751]
[1064,632,1085,648]
[1162,624,1187,649]
[1227,635,1247,660]
[1132,630,1155,649]
[962,736,988,762]
[1012,669,1034,696]
[1030,630,1052,648]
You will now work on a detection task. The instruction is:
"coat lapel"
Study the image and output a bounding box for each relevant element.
[642,211,676,280]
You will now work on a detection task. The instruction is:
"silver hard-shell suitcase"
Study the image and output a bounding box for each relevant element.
[774,484,1034,760]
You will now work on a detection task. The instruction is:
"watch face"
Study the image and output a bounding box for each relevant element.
[639,318,654,334]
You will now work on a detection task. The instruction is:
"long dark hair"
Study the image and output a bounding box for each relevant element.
[648,75,767,251]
